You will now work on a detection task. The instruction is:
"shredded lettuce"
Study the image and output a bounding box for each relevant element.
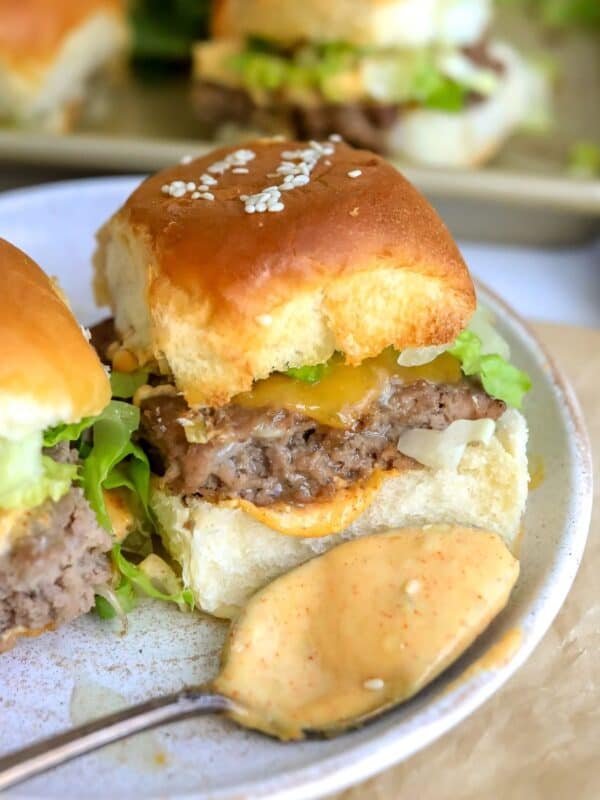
[413,62,466,111]
[43,417,95,448]
[95,576,137,620]
[285,362,332,383]
[112,544,194,612]
[449,331,532,408]
[0,433,77,510]
[81,401,150,531]
[110,370,149,399]
[227,41,470,109]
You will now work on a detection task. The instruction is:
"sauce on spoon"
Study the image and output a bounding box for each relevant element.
[214,525,519,739]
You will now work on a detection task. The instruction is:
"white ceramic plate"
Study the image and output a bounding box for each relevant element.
[0,178,593,800]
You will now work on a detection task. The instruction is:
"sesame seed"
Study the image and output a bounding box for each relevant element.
[363,679,385,691]
[293,174,309,186]
[201,174,218,186]
[232,167,249,174]
[198,184,210,192]
[405,579,421,596]
[268,202,285,212]
[256,200,268,213]
[180,154,193,164]
[200,192,215,201]
[329,133,342,142]
[191,191,201,199]
[186,181,196,191]
[161,185,170,195]
[245,204,256,214]
[348,169,362,178]
[209,160,230,174]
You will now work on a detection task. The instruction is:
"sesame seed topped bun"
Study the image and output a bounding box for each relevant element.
[0,238,111,440]
[94,138,475,408]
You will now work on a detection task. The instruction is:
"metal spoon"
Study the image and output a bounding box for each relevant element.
[0,526,518,790]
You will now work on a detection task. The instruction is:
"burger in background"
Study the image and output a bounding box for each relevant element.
[192,0,545,167]
[0,0,128,132]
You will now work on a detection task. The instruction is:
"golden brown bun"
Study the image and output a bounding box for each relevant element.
[94,139,475,407]
[0,238,111,439]
[0,0,124,71]
[212,0,491,47]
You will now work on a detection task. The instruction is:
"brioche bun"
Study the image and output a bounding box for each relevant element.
[0,238,111,440]
[212,0,491,48]
[94,139,475,407]
[0,0,127,131]
[152,409,528,618]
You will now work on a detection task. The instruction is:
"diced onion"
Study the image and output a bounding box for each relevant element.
[397,343,452,367]
[397,418,496,470]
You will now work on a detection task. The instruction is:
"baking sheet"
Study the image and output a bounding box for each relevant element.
[0,9,598,244]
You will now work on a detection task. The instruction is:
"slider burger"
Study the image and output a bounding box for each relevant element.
[93,138,531,619]
[0,0,128,131]
[0,239,113,651]
[192,0,543,167]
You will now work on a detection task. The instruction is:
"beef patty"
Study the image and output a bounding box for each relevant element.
[0,455,111,648]
[140,380,505,507]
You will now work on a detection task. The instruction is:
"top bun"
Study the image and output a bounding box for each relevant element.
[212,0,491,48]
[0,239,111,440]
[94,139,475,407]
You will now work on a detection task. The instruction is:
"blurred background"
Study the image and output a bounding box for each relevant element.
[0,0,598,245]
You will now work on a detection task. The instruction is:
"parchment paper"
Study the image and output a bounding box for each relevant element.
[337,323,600,800]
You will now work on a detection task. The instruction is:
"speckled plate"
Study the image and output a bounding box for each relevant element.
[0,178,593,800]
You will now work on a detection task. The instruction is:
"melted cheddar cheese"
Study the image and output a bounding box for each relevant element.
[234,350,462,428]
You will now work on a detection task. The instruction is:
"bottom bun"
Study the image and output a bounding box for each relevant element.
[152,409,528,619]
[386,42,545,168]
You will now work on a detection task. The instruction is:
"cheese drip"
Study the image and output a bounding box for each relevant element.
[234,350,462,428]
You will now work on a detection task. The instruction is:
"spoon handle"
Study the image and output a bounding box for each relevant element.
[0,687,232,791]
